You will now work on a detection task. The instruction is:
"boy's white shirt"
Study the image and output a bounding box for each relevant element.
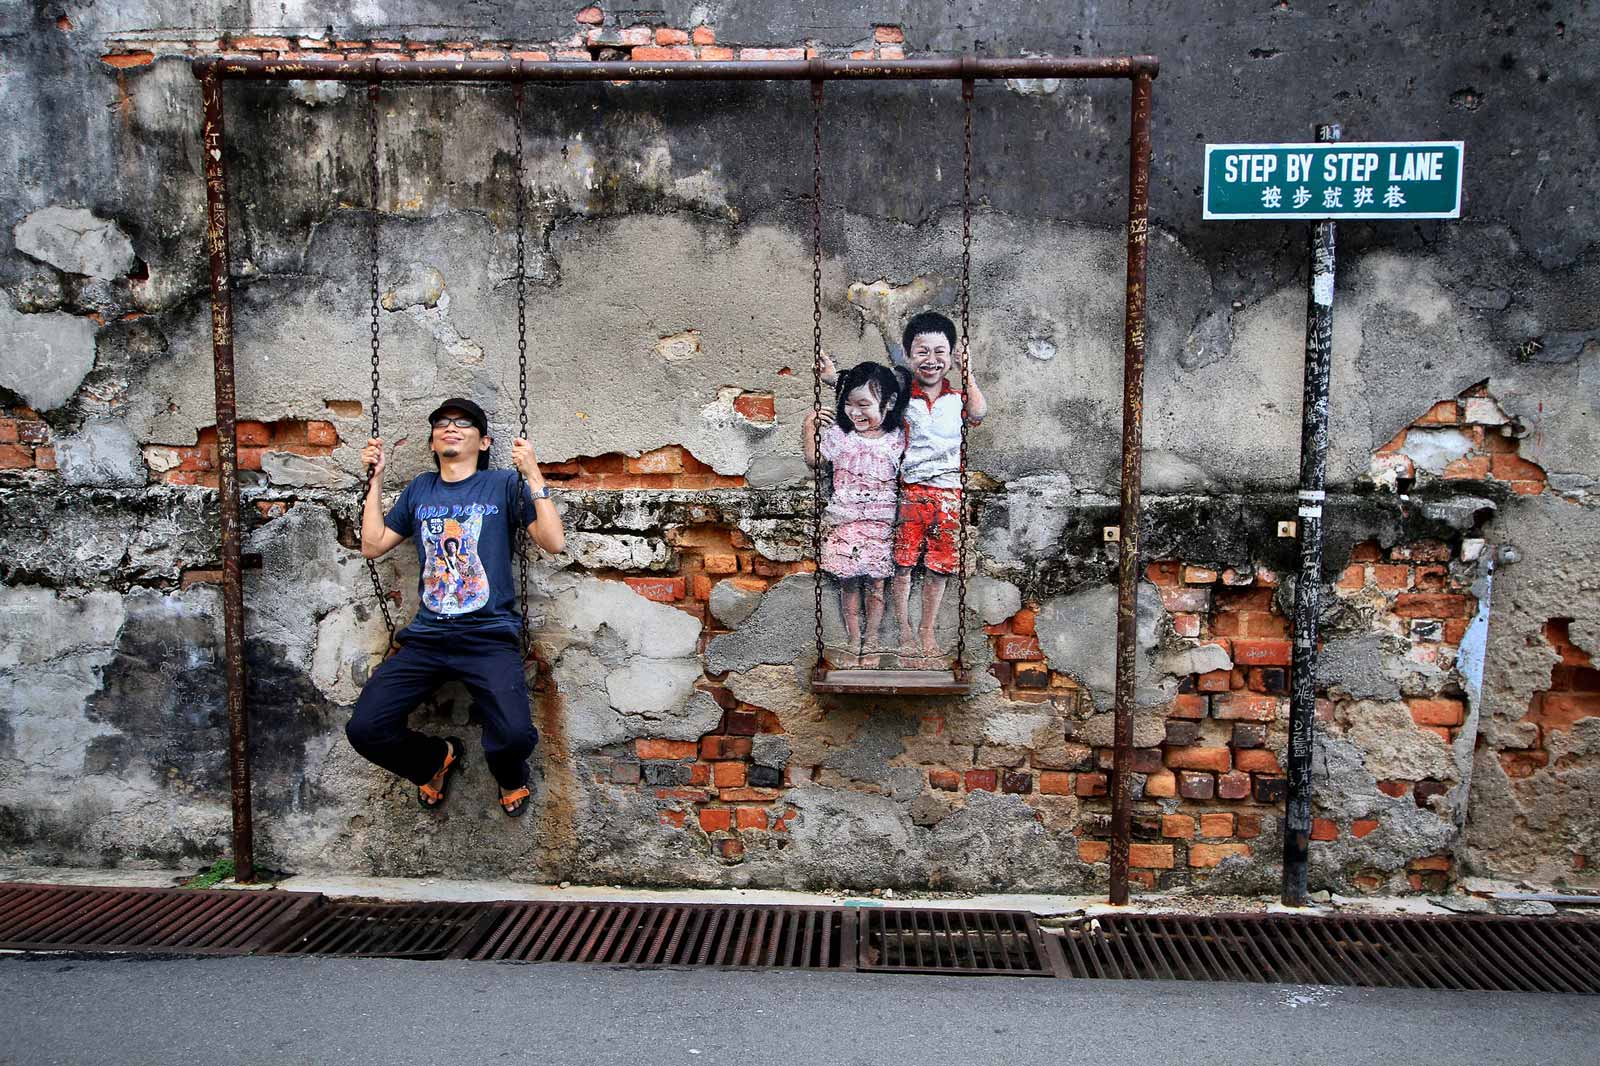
[900,381,964,489]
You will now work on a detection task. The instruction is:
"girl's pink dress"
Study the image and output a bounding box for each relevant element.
[819,423,905,580]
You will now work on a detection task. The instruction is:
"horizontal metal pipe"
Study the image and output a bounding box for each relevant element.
[196,55,1157,82]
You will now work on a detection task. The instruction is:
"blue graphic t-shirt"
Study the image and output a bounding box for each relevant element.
[384,469,538,640]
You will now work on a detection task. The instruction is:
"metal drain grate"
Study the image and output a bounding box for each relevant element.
[470,902,851,968]
[1056,912,1600,994]
[0,882,317,955]
[857,907,1059,977]
[259,901,499,959]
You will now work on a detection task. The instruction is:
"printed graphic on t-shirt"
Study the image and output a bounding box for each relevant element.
[420,512,490,614]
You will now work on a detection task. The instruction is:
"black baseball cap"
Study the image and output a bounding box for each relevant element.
[426,398,489,437]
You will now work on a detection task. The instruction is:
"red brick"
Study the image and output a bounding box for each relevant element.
[1075,772,1107,797]
[1178,772,1215,800]
[1409,854,1452,872]
[1232,638,1292,667]
[1213,693,1278,721]
[1189,842,1251,867]
[0,445,33,469]
[510,50,551,61]
[929,768,961,791]
[735,807,768,830]
[576,6,604,23]
[1129,843,1175,870]
[1166,746,1231,773]
[1243,613,1291,637]
[1491,453,1546,482]
[1408,697,1466,727]
[1170,694,1209,719]
[1002,771,1033,795]
[1442,455,1490,479]
[1146,560,1181,586]
[1337,564,1366,590]
[659,809,687,828]
[1233,749,1282,774]
[1377,779,1412,798]
[32,446,56,471]
[1160,587,1210,613]
[1216,770,1252,800]
[305,420,339,446]
[688,574,713,601]
[1077,840,1109,863]
[626,447,684,474]
[1011,607,1037,636]
[1393,593,1473,619]
[1349,541,1383,562]
[1012,662,1050,689]
[624,576,685,602]
[1182,565,1219,585]
[873,24,905,43]
[1144,770,1176,797]
[698,808,733,832]
[1416,399,1460,425]
[691,25,716,44]
[0,419,17,443]
[1172,613,1202,638]
[654,27,689,44]
[1371,564,1411,590]
[965,769,997,792]
[1038,771,1072,795]
[636,739,697,761]
[1198,813,1234,838]
[1161,815,1195,839]
[715,837,745,860]
[1531,692,1600,733]
[1196,670,1232,693]
[732,392,776,422]
[180,569,224,589]
[712,761,746,788]
[718,787,783,802]
[102,50,156,67]
[1311,817,1338,841]
[1351,818,1380,838]
[702,553,739,574]
[723,710,759,736]
[699,45,734,60]
[995,635,1044,661]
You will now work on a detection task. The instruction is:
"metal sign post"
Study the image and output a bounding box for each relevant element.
[1203,128,1463,906]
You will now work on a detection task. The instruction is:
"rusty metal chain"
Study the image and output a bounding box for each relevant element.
[363,78,396,648]
[810,77,826,675]
[513,80,533,658]
[954,77,974,681]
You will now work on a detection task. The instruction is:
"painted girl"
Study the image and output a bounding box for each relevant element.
[802,361,913,667]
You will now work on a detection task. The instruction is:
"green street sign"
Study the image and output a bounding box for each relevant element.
[1203,141,1464,220]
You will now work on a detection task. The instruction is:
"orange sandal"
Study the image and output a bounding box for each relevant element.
[499,786,531,818]
[417,736,465,809]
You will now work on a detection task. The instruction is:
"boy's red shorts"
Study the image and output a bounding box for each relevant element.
[894,483,961,575]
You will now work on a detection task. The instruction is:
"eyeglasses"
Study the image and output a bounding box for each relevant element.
[431,418,478,430]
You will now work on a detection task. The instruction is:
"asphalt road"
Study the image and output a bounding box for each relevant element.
[2,955,1592,1066]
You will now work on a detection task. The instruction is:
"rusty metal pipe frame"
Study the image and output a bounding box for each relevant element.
[198,55,1157,82]
[193,54,1157,903]
[199,66,254,883]
[1108,73,1154,907]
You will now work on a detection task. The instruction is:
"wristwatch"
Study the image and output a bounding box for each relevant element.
[529,483,553,500]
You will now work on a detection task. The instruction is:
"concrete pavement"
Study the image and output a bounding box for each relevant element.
[1,954,1591,1066]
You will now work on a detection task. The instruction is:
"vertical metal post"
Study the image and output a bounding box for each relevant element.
[1109,71,1153,906]
[200,63,254,883]
[1282,122,1340,907]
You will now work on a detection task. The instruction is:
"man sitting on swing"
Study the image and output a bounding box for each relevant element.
[346,398,565,818]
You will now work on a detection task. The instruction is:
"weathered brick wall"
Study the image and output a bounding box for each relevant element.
[1,2,1595,895]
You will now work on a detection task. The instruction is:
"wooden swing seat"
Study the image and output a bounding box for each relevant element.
[810,668,975,696]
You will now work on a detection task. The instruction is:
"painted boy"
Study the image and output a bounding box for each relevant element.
[890,311,986,662]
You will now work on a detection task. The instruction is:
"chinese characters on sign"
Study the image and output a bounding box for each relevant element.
[1203,142,1464,220]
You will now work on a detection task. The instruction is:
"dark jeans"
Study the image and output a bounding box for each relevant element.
[346,629,538,791]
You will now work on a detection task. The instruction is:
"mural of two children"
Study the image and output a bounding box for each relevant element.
[803,311,988,669]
